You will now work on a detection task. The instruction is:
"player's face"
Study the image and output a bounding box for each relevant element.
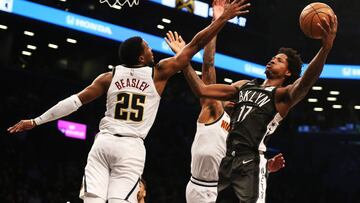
[141,40,155,67]
[223,101,235,115]
[265,53,291,80]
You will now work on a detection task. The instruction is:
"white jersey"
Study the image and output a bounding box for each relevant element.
[190,112,230,181]
[99,65,161,140]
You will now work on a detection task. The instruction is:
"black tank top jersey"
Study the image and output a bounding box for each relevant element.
[227,80,281,153]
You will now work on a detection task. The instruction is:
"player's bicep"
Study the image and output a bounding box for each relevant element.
[77,73,111,104]
[201,84,238,100]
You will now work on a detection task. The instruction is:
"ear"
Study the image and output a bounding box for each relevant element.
[285,69,291,78]
[139,55,145,64]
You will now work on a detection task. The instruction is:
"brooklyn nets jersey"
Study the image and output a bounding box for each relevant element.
[99,65,161,139]
[191,112,230,181]
[228,80,283,152]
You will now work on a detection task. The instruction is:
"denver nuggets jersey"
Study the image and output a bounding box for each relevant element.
[191,112,230,181]
[99,65,161,139]
[228,80,282,152]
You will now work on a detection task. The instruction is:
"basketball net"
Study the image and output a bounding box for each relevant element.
[99,0,139,9]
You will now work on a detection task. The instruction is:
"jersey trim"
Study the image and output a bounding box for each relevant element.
[124,178,140,200]
[199,111,225,126]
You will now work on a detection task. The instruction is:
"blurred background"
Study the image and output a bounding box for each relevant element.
[1,0,360,202]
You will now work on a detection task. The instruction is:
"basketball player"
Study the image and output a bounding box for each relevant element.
[180,13,338,203]
[165,6,285,199]
[7,1,251,203]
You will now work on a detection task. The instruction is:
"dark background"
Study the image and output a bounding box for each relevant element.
[1,0,360,202]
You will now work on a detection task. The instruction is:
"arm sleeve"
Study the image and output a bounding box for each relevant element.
[33,94,82,125]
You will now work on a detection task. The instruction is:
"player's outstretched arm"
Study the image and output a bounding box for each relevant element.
[284,15,337,108]
[267,153,286,173]
[7,72,112,133]
[156,0,250,81]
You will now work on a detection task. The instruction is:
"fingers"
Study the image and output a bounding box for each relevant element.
[174,31,179,41]
[166,31,175,42]
[179,35,184,43]
[7,121,21,133]
[164,37,171,46]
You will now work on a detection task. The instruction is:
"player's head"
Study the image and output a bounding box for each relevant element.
[119,36,154,67]
[137,178,146,203]
[265,47,303,86]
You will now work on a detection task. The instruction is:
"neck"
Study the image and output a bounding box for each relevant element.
[262,78,284,87]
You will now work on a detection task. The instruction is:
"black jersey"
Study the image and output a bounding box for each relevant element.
[227,80,283,153]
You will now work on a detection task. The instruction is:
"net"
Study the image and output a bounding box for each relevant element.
[99,0,139,9]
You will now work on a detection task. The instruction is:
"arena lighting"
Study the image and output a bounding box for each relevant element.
[332,104,342,109]
[24,30,34,36]
[112,4,121,10]
[162,18,171,24]
[327,97,337,101]
[157,24,164,30]
[307,98,318,103]
[66,38,77,43]
[108,65,114,69]
[59,0,66,2]
[312,86,323,90]
[314,107,323,112]
[22,50,32,56]
[195,70,202,75]
[224,78,233,83]
[354,105,360,110]
[0,24,7,29]
[26,45,37,50]
[329,91,340,95]
[2,0,360,80]
[48,43,58,49]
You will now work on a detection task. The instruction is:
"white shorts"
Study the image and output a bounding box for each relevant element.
[79,132,146,202]
[186,177,218,203]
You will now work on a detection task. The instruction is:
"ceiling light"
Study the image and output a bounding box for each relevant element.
[22,51,32,56]
[314,107,323,112]
[108,65,114,69]
[312,86,322,91]
[157,25,164,30]
[27,45,37,50]
[48,43,58,49]
[329,91,340,95]
[24,31,34,36]
[307,98,318,103]
[326,97,337,101]
[354,105,360,110]
[59,0,66,2]
[332,104,342,109]
[0,24,7,30]
[224,78,233,83]
[195,71,202,75]
[66,38,77,44]
[162,18,171,24]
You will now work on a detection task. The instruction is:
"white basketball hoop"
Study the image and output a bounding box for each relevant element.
[99,0,139,9]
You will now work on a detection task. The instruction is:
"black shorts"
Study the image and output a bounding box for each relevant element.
[216,152,268,203]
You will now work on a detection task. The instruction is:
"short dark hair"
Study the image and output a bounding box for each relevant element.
[278,47,303,86]
[119,36,144,66]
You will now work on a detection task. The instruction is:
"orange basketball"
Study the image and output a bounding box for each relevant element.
[299,2,335,39]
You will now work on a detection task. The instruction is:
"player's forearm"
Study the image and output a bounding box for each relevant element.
[181,16,227,64]
[33,95,82,125]
[202,36,217,85]
[183,64,206,97]
[298,47,330,91]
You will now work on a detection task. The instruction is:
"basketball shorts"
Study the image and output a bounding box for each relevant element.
[216,153,267,203]
[79,132,145,202]
[186,176,218,203]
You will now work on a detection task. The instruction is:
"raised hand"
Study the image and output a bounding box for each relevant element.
[221,0,250,20]
[318,15,337,51]
[164,31,186,54]
[7,119,36,134]
[267,153,285,173]
[213,0,226,20]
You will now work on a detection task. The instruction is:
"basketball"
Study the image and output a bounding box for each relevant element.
[299,2,335,39]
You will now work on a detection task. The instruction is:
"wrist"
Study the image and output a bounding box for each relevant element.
[31,119,37,127]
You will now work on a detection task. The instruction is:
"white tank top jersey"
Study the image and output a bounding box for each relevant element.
[99,65,161,140]
[190,112,231,181]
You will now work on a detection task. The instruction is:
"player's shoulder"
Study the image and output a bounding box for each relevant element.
[231,79,250,89]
